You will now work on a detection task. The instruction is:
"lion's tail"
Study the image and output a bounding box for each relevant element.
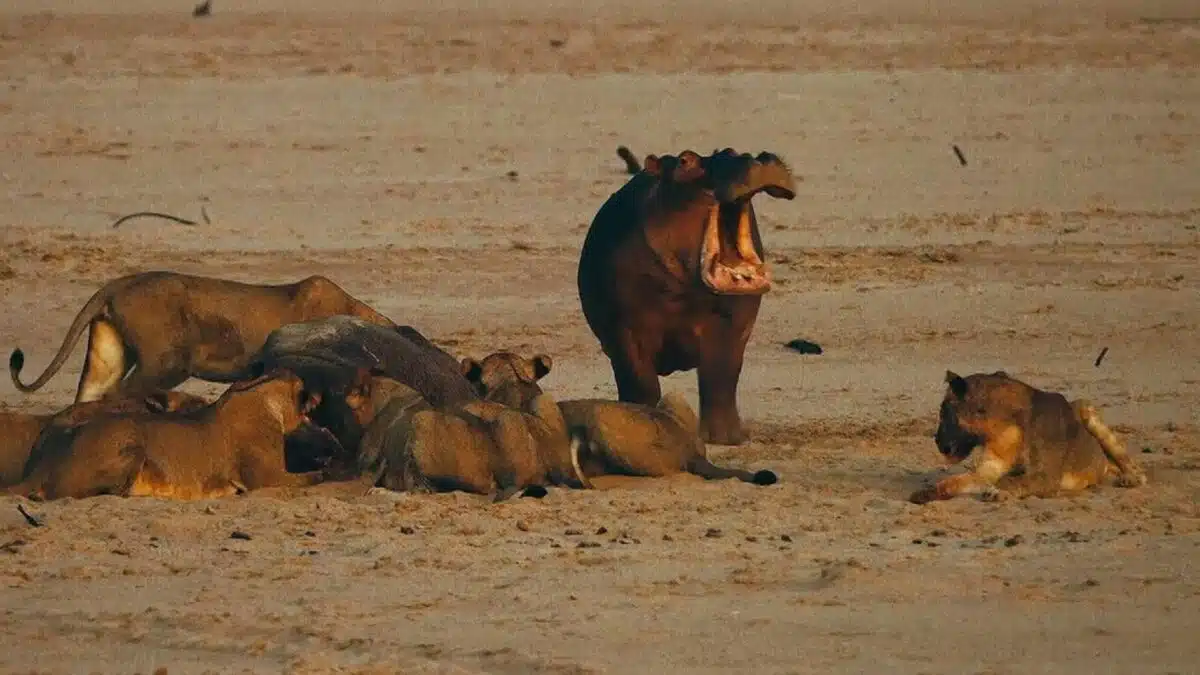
[10,273,143,394]
[1074,399,1148,488]
[566,429,594,490]
[687,456,778,487]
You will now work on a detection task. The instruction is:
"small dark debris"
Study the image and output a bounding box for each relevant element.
[662,534,674,542]
[565,528,582,536]
[516,521,531,532]
[0,539,26,554]
[549,38,565,48]
[929,529,947,537]
[229,531,252,541]
[925,541,940,548]
[595,526,608,535]
[784,339,823,355]
[192,0,211,17]
[780,534,793,543]
[303,530,316,537]
[1062,531,1089,543]
[952,144,967,166]
[577,541,601,549]
[1084,578,1100,587]
[1142,447,1155,454]
[399,526,415,535]
[1094,347,1109,367]
[17,504,42,528]
[303,550,318,556]
[745,535,758,543]
[912,538,924,545]
[112,548,131,556]
[506,170,519,180]
[704,528,723,539]
[1004,535,1024,548]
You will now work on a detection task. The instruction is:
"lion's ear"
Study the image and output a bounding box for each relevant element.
[461,357,483,383]
[531,354,553,380]
[945,371,968,399]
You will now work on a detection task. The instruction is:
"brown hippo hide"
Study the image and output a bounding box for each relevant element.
[578,147,796,445]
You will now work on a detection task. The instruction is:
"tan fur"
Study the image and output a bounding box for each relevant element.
[910,371,1148,504]
[560,392,777,485]
[9,371,324,501]
[352,377,585,499]
[0,390,210,488]
[9,271,394,404]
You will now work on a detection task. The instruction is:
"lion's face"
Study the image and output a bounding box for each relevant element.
[935,370,1019,463]
[460,352,553,409]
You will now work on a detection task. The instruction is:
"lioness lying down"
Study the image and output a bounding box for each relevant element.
[561,394,778,486]
[464,351,778,486]
[9,370,329,501]
[909,370,1148,504]
[9,271,394,404]
[329,369,586,501]
[1,390,211,488]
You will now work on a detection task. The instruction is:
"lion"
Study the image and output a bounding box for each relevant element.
[9,271,395,404]
[8,370,332,501]
[462,351,777,486]
[908,370,1148,504]
[561,393,778,486]
[309,358,586,500]
[1,389,211,488]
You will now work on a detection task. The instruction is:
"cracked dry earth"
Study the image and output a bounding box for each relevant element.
[0,0,1198,673]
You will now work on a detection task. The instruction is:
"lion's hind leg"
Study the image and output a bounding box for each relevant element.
[75,319,130,404]
[1073,400,1147,488]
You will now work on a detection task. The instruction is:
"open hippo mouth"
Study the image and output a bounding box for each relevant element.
[699,152,797,296]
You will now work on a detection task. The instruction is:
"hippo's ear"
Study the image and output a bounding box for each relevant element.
[531,354,553,380]
[642,154,662,176]
[944,370,968,399]
[461,357,483,383]
[144,392,171,413]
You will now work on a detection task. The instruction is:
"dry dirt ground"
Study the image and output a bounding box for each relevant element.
[1,0,1199,673]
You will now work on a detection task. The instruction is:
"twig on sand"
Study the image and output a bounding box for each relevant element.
[952,145,967,167]
[193,0,212,17]
[17,504,43,528]
[1094,347,1109,368]
[111,211,200,229]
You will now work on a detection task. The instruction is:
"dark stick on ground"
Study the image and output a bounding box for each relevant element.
[785,339,823,355]
[193,0,212,17]
[111,211,199,229]
[1094,347,1109,367]
[17,504,43,528]
[952,145,967,166]
[201,205,211,224]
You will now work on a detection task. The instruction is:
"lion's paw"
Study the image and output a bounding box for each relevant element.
[1115,470,1147,488]
[980,487,1012,503]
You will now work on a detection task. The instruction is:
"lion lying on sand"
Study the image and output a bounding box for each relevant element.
[909,370,1148,504]
[9,370,330,501]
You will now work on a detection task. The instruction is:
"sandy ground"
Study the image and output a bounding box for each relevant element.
[1,0,1199,673]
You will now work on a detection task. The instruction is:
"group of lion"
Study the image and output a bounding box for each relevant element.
[2,146,1148,505]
